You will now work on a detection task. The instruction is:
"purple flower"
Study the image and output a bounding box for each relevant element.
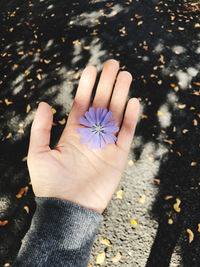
[77,107,119,149]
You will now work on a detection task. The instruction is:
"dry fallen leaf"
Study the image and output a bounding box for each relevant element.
[139,194,146,204]
[74,73,80,79]
[141,114,148,119]
[0,220,8,226]
[164,195,173,200]
[96,251,106,264]
[99,238,112,247]
[58,118,66,125]
[51,108,56,115]
[154,178,160,184]
[116,189,123,199]
[130,219,137,227]
[36,73,42,80]
[4,99,13,105]
[16,187,28,198]
[137,21,143,26]
[178,104,186,109]
[6,132,12,139]
[21,156,27,162]
[173,198,181,213]
[187,229,194,243]
[128,160,134,166]
[26,104,31,113]
[24,206,29,214]
[112,252,122,263]
[44,59,51,64]
[168,218,173,225]
[191,162,197,166]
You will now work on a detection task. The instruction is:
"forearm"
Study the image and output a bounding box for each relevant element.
[12,197,103,267]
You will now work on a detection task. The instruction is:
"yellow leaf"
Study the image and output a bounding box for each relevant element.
[36,73,42,80]
[137,21,143,26]
[130,219,137,227]
[26,104,31,113]
[44,59,51,64]
[58,118,66,125]
[173,198,181,213]
[116,189,123,199]
[21,156,27,162]
[16,187,28,199]
[138,194,146,204]
[83,46,90,50]
[112,252,122,263]
[74,73,80,79]
[128,160,134,166]
[178,104,186,109]
[96,251,106,264]
[24,206,29,214]
[52,108,56,114]
[168,218,173,225]
[24,69,30,76]
[4,99,13,105]
[18,128,24,134]
[187,229,194,243]
[6,133,12,139]
[99,238,112,247]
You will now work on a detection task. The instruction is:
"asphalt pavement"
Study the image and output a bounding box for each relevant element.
[0,0,199,266]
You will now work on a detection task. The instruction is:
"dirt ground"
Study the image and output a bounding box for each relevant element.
[0,0,199,266]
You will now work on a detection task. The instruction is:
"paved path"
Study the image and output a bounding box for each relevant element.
[0,0,199,266]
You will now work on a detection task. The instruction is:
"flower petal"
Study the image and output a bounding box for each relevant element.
[85,111,95,124]
[100,134,106,149]
[80,130,94,144]
[77,127,92,134]
[88,133,101,149]
[102,132,117,144]
[78,116,92,127]
[100,108,108,123]
[104,126,120,133]
[102,110,112,124]
[89,107,96,122]
[104,120,118,127]
[96,107,102,123]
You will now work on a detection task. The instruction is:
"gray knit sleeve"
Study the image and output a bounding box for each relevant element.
[12,197,103,267]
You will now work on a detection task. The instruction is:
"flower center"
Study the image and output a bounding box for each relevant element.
[92,123,104,133]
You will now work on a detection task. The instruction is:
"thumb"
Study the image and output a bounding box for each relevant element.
[28,102,53,154]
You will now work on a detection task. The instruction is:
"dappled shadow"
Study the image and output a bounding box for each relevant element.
[0,0,199,266]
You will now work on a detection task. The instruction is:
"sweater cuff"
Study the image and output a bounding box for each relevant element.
[13,197,103,267]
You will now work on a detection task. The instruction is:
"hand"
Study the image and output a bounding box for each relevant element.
[27,59,140,213]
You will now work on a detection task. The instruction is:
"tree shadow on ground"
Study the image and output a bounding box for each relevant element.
[0,0,199,266]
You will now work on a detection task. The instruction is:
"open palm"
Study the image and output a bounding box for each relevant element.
[28,59,140,213]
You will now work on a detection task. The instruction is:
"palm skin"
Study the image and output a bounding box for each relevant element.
[28,59,140,213]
